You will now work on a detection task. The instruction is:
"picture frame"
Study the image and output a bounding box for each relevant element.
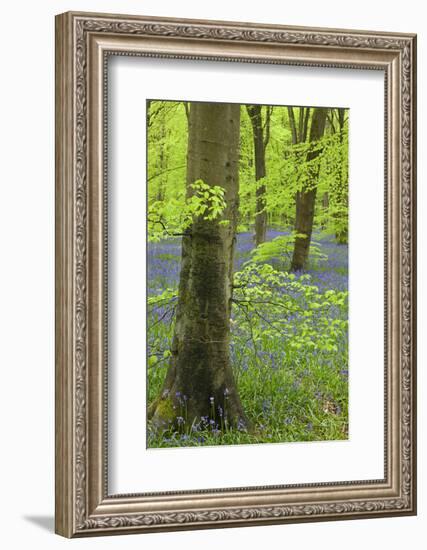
[55,11,417,538]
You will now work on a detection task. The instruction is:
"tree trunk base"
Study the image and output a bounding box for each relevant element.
[148,377,251,435]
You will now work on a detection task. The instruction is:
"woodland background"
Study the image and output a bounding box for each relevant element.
[147,101,350,447]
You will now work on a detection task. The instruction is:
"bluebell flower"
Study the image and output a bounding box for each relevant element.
[237,418,247,432]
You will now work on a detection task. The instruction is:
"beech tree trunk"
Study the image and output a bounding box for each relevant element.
[246,105,270,246]
[291,108,328,271]
[149,102,248,431]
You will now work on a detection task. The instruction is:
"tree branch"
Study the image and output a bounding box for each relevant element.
[148,215,191,238]
[147,164,186,182]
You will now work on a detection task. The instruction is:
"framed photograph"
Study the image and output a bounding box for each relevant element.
[55,11,417,537]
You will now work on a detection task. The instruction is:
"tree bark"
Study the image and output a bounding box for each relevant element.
[291,108,328,271]
[287,107,311,246]
[246,105,268,246]
[149,102,248,431]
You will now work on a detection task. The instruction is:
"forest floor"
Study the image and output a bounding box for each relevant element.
[147,229,349,448]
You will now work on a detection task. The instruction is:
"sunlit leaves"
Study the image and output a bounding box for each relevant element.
[233,262,348,355]
[148,179,227,241]
[188,180,227,220]
[148,101,349,246]
[249,233,327,270]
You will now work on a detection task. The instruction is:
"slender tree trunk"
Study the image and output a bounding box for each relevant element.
[246,105,269,246]
[287,107,311,240]
[291,108,328,271]
[335,108,348,244]
[157,108,166,202]
[149,102,248,431]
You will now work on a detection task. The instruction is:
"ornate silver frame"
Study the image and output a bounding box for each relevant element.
[55,11,417,537]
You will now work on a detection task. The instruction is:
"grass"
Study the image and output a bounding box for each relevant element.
[147,228,349,448]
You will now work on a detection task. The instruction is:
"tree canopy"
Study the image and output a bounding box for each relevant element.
[147,100,348,251]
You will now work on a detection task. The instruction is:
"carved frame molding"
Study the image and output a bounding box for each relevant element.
[55,11,416,537]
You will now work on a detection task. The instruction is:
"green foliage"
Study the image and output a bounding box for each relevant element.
[147,101,349,245]
[147,287,177,309]
[148,179,227,241]
[238,107,349,243]
[249,232,327,269]
[233,262,347,354]
[188,180,227,220]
